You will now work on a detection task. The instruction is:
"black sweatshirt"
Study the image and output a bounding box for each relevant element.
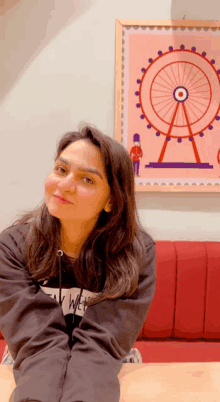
[0,222,156,402]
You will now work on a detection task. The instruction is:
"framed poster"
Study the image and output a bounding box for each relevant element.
[115,19,220,192]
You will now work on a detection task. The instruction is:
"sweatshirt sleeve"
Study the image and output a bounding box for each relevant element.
[0,228,71,402]
[60,240,156,402]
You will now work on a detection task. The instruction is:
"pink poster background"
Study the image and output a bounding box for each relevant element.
[123,27,220,184]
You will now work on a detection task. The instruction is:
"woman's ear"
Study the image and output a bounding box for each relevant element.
[104,198,111,212]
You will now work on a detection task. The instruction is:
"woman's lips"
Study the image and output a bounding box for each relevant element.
[53,195,72,204]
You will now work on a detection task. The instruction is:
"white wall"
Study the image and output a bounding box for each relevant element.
[0,0,220,241]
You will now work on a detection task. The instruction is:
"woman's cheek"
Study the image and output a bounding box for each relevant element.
[77,185,97,198]
[44,174,56,193]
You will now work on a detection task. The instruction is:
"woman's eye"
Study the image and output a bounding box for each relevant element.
[55,166,94,184]
[56,166,66,174]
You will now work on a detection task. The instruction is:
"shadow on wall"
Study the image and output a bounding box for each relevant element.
[171,0,220,20]
[0,0,21,16]
[170,0,220,56]
[0,0,93,105]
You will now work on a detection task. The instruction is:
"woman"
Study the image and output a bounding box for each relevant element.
[0,124,156,402]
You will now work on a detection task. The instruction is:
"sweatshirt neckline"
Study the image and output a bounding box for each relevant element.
[63,250,78,259]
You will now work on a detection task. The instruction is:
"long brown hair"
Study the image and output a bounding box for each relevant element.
[9,123,154,307]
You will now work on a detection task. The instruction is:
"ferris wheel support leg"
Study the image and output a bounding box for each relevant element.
[191,140,201,163]
[158,103,180,163]
[182,102,201,163]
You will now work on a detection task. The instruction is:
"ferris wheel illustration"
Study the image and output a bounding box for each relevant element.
[136,46,220,169]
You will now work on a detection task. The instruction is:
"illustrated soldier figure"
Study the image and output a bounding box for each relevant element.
[130,133,143,177]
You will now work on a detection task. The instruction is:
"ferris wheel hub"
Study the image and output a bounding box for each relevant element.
[173,86,189,103]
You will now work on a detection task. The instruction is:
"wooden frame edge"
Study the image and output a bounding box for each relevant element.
[115,20,123,144]
[134,184,220,192]
[116,19,220,28]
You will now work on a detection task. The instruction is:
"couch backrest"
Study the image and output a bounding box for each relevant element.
[137,241,220,341]
[1,241,220,342]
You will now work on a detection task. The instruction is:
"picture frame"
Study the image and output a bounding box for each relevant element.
[115,19,220,192]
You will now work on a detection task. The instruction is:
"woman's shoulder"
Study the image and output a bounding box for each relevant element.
[0,221,29,238]
[139,228,156,248]
[0,222,30,255]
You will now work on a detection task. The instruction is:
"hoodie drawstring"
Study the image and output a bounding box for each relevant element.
[57,249,83,324]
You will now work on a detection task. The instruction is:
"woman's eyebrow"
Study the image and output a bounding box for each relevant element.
[56,156,104,180]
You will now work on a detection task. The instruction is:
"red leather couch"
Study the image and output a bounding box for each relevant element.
[1,241,220,363]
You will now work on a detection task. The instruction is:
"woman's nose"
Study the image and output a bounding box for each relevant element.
[58,174,77,189]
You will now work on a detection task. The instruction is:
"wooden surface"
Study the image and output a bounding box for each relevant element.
[1,362,220,402]
[118,362,220,401]
[0,366,15,402]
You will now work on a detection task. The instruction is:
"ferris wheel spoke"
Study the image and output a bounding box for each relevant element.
[152,94,174,99]
[185,69,200,89]
[152,88,172,94]
[177,63,181,87]
[153,80,174,92]
[189,94,210,100]
[187,97,209,108]
[163,66,177,88]
[183,65,194,87]
[185,101,200,120]
[156,74,174,91]
[187,75,206,92]
[184,66,197,88]
[161,101,177,120]
[156,98,176,115]
[190,90,210,94]
[181,63,187,86]
[170,64,179,87]
[153,96,174,106]
[190,83,210,91]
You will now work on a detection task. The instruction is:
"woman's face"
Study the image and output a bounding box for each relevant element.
[44,139,111,225]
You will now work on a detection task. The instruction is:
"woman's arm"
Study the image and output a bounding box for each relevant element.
[0,226,71,402]
[59,241,156,402]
